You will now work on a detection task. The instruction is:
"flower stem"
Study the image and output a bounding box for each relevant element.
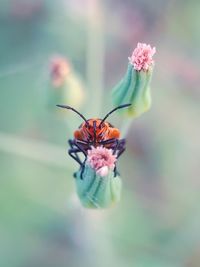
[121,118,133,138]
[86,0,105,117]
[0,131,72,169]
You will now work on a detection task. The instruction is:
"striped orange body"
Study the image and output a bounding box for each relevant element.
[74,119,120,146]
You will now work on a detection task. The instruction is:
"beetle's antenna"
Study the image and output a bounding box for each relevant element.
[99,103,131,127]
[56,105,89,126]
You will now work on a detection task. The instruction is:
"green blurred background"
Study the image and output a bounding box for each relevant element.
[0,0,200,266]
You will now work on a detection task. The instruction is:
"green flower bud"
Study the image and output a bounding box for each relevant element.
[75,164,122,209]
[47,56,85,112]
[112,43,156,118]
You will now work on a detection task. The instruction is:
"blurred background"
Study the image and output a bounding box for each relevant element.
[0,0,200,266]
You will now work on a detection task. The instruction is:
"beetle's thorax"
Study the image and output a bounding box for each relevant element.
[81,119,110,143]
[74,118,120,146]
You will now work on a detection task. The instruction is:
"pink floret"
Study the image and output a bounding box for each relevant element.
[50,56,70,87]
[129,43,156,71]
[87,146,117,177]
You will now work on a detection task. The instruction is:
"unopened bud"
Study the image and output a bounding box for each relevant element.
[75,164,121,209]
[47,55,85,112]
[75,146,122,209]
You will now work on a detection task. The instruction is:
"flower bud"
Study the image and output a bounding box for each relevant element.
[75,164,121,209]
[112,43,156,118]
[74,146,122,209]
[47,55,85,112]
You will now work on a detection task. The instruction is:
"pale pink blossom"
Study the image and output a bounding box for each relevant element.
[96,166,109,177]
[87,146,117,177]
[50,56,70,87]
[129,43,156,71]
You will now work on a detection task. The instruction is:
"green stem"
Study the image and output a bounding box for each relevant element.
[86,0,105,117]
[0,131,73,170]
[121,118,133,138]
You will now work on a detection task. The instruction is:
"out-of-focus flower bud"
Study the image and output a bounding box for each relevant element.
[47,55,85,112]
[75,147,122,209]
[75,165,121,209]
[50,55,70,88]
[112,43,156,118]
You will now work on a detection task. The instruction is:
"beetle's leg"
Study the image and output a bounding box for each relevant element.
[113,166,120,177]
[111,139,126,177]
[74,140,89,180]
[69,139,90,179]
[68,139,82,163]
[116,144,126,160]
[69,139,89,150]
[68,147,88,179]
[75,139,89,145]
[68,139,86,178]
[68,148,83,166]
[75,141,91,179]
[99,138,125,154]
[110,139,119,177]
[115,139,126,158]
[113,139,119,154]
[99,138,116,145]
[69,139,89,160]
[114,146,126,176]
[68,139,84,163]
[100,138,120,177]
[74,140,88,156]
[98,138,126,177]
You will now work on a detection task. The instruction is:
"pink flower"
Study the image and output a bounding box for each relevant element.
[129,43,156,71]
[87,146,117,177]
[50,56,70,87]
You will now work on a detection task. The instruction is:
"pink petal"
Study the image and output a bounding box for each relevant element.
[96,166,109,177]
[129,43,156,71]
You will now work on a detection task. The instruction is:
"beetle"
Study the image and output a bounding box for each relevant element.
[57,103,131,178]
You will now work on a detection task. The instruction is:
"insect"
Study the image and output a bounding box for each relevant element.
[57,103,131,178]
